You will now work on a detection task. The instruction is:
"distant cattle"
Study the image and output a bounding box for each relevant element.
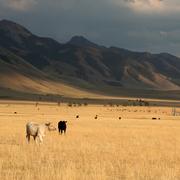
[58,121,67,134]
[152,117,161,120]
[26,122,54,143]
[95,115,98,119]
[119,117,121,120]
[76,115,79,119]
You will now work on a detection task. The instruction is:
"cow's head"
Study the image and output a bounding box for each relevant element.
[45,122,51,127]
[46,122,57,131]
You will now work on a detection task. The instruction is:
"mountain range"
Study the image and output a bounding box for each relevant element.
[0,19,180,100]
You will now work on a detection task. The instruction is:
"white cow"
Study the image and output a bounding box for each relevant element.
[26,122,55,143]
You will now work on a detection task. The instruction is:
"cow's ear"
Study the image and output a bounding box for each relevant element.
[45,122,51,126]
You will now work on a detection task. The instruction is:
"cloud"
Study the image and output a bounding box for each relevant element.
[126,0,164,12]
[0,0,180,55]
[113,0,180,14]
[0,0,38,11]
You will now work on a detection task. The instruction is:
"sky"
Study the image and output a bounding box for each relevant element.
[0,0,180,55]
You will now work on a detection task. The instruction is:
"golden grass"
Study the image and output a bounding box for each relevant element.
[0,101,180,180]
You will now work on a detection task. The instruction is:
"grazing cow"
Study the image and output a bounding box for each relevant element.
[152,117,157,120]
[58,121,67,134]
[26,122,53,143]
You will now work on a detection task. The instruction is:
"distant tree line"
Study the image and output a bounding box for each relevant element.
[105,99,150,107]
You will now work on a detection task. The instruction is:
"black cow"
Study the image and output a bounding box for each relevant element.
[58,121,67,134]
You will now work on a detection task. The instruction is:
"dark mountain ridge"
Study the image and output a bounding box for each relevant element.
[67,35,100,48]
[0,19,180,99]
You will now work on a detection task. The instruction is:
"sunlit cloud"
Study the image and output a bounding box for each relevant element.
[126,0,164,12]
[0,0,38,11]
[112,0,180,14]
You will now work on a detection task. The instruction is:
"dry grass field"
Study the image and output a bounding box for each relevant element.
[0,100,180,180]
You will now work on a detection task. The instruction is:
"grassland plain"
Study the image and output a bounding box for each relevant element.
[0,100,180,180]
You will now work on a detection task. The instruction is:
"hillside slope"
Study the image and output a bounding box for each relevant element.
[0,48,99,98]
[0,19,180,99]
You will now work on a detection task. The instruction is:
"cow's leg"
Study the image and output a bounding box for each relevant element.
[34,135,38,144]
[60,129,63,134]
[38,135,43,143]
[26,134,30,143]
[33,135,37,141]
[64,129,66,134]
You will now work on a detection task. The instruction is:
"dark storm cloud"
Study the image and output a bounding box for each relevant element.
[0,0,180,55]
